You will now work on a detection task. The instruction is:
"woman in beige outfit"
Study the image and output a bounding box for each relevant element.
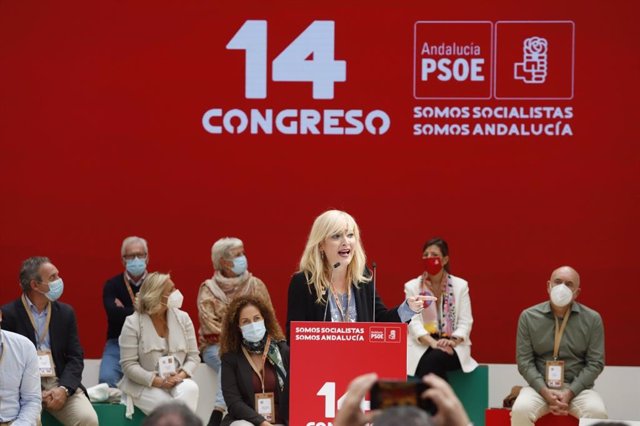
[198,237,273,426]
[119,272,200,418]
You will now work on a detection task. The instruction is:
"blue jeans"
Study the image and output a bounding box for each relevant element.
[99,338,123,388]
[202,343,226,410]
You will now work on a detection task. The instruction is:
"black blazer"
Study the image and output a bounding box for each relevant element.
[221,340,290,426]
[103,273,139,340]
[1,297,86,394]
[285,271,402,341]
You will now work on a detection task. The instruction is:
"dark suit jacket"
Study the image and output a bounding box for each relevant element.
[1,297,86,394]
[221,340,290,426]
[103,273,140,340]
[285,271,401,341]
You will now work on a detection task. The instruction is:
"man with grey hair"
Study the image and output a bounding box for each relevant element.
[2,256,99,425]
[511,266,607,426]
[197,237,273,426]
[99,236,149,387]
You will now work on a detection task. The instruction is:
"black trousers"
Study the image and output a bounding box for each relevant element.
[413,347,462,382]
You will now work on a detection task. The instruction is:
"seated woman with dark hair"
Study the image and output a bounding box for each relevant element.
[220,295,289,426]
[404,238,477,381]
[197,237,274,426]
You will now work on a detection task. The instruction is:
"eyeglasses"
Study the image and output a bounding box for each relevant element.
[123,253,147,261]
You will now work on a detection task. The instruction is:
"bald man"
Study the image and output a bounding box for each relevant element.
[511,266,607,426]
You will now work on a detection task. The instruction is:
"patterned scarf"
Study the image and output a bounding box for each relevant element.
[242,333,268,354]
[422,272,456,337]
[205,270,254,303]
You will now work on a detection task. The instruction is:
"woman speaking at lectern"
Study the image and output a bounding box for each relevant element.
[285,209,426,341]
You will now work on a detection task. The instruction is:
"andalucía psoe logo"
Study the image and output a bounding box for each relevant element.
[202,20,391,136]
[386,327,400,342]
[370,328,385,342]
[413,21,493,100]
[412,21,575,137]
[494,21,574,99]
[369,326,401,343]
[514,36,548,84]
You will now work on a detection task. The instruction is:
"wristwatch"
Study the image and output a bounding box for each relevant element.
[59,386,70,396]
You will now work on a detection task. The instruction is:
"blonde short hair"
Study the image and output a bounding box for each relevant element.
[299,210,370,303]
[136,272,171,315]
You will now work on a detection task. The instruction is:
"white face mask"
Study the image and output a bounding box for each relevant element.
[166,290,184,309]
[550,283,573,307]
[241,320,266,343]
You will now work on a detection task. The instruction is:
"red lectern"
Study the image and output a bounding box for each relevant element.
[290,321,407,425]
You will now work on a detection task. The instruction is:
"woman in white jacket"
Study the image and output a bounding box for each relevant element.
[404,238,478,381]
[119,272,200,418]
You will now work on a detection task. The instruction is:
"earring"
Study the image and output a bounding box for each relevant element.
[320,251,325,259]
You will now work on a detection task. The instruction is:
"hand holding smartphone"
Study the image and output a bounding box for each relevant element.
[370,379,437,415]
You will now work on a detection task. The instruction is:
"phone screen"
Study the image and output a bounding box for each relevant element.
[370,380,437,415]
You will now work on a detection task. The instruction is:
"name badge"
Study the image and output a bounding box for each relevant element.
[545,360,564,389]
[255,392,275,423]
[37,350,56,377]
[158,355,177,378]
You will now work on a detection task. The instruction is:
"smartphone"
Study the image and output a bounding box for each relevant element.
[370,379,437,415]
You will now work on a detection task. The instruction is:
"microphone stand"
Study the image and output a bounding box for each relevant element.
[372,261,377,322]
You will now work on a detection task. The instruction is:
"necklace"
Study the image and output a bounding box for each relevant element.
[422,272,444,296]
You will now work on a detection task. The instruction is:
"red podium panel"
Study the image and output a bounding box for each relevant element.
[290,321,407,425]
[486,408,579,426]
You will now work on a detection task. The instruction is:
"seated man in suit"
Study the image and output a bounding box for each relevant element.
[2,256,98,426]
[511,266,607,426]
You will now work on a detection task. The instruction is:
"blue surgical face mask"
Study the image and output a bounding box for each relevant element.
[126,257,147,277]
[42,278,64,301]
[241,320,266,343]
[231,255,248,276]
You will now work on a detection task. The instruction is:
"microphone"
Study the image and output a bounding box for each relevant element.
[323,262,341,321]
[372,261,377,323]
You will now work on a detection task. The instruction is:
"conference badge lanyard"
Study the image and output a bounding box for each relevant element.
[243,336,276,423]
[545,308,572,389]
[124,277,137,305]
[21,295,56,377]
[329,284,351,322]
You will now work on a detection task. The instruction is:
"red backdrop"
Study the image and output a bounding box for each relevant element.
[1,1,638,365]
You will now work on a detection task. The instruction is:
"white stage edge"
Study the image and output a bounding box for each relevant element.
[82,361,640,424]
[488,364,640,421]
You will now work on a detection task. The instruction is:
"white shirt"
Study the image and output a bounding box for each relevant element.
[0,329,42,426]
